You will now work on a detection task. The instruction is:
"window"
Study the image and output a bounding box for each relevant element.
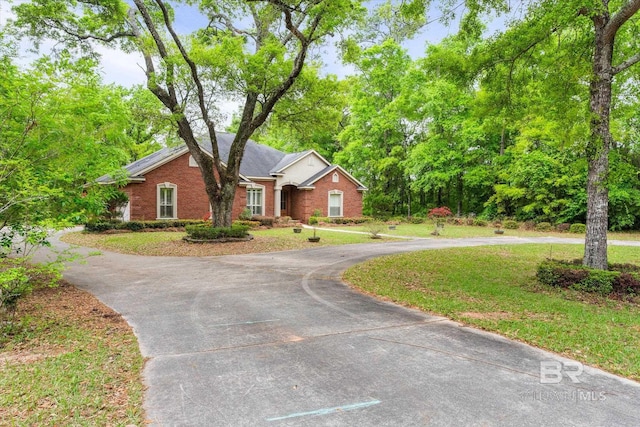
[332,172,339,183]
[280,191,288,211]
[246,187,263,216]
[157,183,177,219]
[328,191,343,217]
[188,155,198,167]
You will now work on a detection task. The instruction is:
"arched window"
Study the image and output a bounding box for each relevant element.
[332,172,339,183]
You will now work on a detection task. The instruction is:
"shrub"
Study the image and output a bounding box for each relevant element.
[85,221,118,233]
[233,220,261,229]
[573,270,617,295]
[409,216,425,224]
[239,208,253,221]
[523,221,536,230]
[503,220,519,230]
[612,273,640,296]
[185,224,249,240]
[536,259,640,297]
[535,222,552,231]
[123,221,146,232]
[570,223,586,233]
[308,217,319,225]
[473,219,487,227]
[556,223,571,232]
[252,216,275,227]
[1,259,60,316]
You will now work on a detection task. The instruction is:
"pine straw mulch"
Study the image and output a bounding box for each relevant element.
[0,282,145,425]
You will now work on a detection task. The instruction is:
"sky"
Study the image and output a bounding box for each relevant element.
[0,1,505,123]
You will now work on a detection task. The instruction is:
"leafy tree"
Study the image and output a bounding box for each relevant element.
[248,65,349,162]
[480,0,640,269]
[13,0,361,227]
[336,39,415,217]
[0,54,131,227]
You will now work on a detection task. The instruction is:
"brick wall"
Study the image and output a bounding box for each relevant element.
[124,152,210,220]
[299,170,363,222]
[122,154,362,222]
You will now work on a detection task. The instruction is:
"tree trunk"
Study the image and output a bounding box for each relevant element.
[456,173,463,216]
[584,18,614,270]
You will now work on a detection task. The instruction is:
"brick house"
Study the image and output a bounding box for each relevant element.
[98,132,366,223]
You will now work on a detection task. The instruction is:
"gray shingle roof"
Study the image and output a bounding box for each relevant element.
[199,133,287,177]
[97,132,289,183]
[269,150,312,175]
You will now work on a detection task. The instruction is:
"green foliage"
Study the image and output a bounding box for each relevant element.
[0,259,60,315]
[84,220,205,233]
[535,222,552,232]
[536,259,640,296]
[233,220,261,229]
[503,220,519,229]
[472,219,487,227]
[570,223,586,234]
[185,225,250,240]
[238,208,253,221]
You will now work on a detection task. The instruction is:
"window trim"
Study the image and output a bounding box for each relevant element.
[328,190,343,218]
[157,182,178,219]
[246,185,265,216]
[332,172,339,183]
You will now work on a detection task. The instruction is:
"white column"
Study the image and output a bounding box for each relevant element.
[274,188,282,217]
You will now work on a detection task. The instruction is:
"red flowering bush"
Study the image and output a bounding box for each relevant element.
[427,207,453,236]
[427,207,453,218]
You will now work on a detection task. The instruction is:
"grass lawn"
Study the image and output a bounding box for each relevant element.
[61,226,392,256]
[343,244,640,381]
[0,283,144,425]
[333,222,640,240]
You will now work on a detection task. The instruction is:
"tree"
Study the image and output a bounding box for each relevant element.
[247,65,349,162]
[0,54,132,228]
[13,0,360,227]
[476,0,640,269]
[336,39,416,217]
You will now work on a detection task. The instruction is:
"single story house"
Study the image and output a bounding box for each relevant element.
[97,132,366,223]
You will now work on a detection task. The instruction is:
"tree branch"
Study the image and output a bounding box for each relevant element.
[612,52,640,74]
[605,0,640,42]
[152,0,221,172]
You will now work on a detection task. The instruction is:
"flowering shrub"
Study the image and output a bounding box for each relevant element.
[427,207,453,235]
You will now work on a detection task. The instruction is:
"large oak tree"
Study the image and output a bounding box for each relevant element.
[13,0,360,227]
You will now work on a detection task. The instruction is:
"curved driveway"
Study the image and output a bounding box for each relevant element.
[46,234,640,426]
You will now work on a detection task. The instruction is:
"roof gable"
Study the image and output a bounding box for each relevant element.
[298,165,367,191]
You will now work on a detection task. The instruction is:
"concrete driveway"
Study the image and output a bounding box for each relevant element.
[44,234,640,426]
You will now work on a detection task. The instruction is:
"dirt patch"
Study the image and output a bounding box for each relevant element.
[459,311,516,320]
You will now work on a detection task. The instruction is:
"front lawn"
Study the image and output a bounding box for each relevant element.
[61,227,392,256]
[332,222,640,240]
[343,244,640,381]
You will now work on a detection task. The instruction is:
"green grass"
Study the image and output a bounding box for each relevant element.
[333,223,640,240]
[343,244,640,381]
[61,227,394,256]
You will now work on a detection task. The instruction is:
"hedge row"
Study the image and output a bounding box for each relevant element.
[85,220,206,233]
[309,216,373,225]
[536,259,640,296]
[185,224,250,240]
